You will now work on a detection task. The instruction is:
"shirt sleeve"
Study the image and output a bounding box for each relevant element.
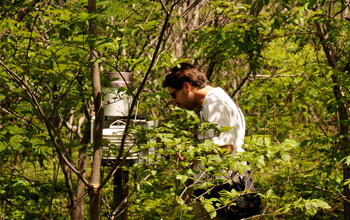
[205,98,234,146]
[199,93,245,152]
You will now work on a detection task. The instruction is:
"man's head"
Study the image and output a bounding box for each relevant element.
[162,62,209,90]
[163,62,209,110]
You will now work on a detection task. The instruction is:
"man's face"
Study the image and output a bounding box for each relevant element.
[168,83,196,110]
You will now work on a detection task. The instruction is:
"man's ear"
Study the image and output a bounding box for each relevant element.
[183,82,192,92]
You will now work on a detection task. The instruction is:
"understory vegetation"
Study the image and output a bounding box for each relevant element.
[0,0,349,219]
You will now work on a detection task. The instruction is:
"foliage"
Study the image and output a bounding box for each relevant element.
[0,0,349,219]
[124,107,244,219]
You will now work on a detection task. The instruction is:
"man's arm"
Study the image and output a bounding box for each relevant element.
[219,145,233,154]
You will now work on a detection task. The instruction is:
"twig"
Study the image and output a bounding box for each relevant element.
[303,183,350,204]
[179,171,207,200]
[99,0,180,190]
[0,198,49,220]
[158,0,169,15]
[7,166,51,203]
[0,59,90,187]
[231,69,253,98]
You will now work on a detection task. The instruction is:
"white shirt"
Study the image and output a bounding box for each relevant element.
[198,87,245,153]
[193,88,246,181]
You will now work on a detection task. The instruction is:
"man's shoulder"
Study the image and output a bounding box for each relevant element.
[206,87,232,103]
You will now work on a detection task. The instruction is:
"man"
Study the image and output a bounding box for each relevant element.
[162,62,245,155]
[163,62,256,219]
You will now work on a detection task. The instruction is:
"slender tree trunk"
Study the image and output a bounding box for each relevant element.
[73,122,90,220]
[88,0,104,219]
[49,150,57,220]
[58,153,76,217]
[332,75,350,220]
[55,118,76,217]
[89,56,104,220]
[1,200,6,220]
[315,20,350,220]
[343,0,349,20]
[74,147,87,220]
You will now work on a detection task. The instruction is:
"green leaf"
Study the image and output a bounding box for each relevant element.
[176,174,188,184]
[256,155,265,168]
[281,153,290,161]
[310,199,331,210]
[220,126,233,132]
[305,199,331,216]
[215,7,224,14]
[346,155,350,166]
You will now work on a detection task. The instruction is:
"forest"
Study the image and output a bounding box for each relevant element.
[0,0,349,219]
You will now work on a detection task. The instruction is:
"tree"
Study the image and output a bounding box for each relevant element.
[1,0,349,219]
[0,0,180,219]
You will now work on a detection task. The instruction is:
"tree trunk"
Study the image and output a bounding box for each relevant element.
[58,153,76,218]
[315,20,350,220]
[1,200,6,220]
[74,148,87,220]
[73,122,90,220]
[88,0,104,219]
[89,56,104,220]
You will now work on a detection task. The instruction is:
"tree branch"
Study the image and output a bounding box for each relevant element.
[99,0,180,190]
[0,59,90,187]
[0,198,49,220]
[231,69,252,98]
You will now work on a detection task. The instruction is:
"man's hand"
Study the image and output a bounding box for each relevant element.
[219,145,233,154]
[174,152,185,162]
[174,145,185,162]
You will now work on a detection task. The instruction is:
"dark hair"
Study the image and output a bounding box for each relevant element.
[162,62,209,90]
